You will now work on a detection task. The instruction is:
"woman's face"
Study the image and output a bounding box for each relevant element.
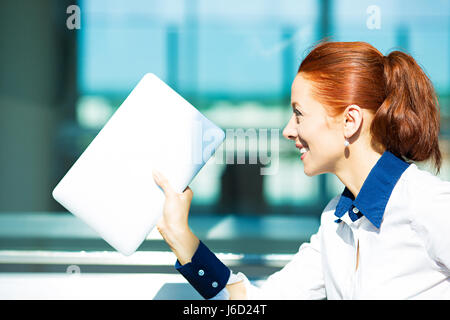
[282,73,346,176]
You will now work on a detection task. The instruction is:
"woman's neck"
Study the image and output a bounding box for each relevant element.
[334,142,385,199]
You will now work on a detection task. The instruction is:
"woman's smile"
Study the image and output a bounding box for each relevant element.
[300,147,309,160]
[295,142,310,160]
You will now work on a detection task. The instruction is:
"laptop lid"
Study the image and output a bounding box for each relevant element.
[52,73,225,256]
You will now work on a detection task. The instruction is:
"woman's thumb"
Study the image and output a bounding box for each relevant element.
[183,186,194,201]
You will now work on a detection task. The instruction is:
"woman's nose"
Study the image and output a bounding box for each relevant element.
[282,116,298,141]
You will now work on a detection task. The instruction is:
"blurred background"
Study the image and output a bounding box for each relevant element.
[0,0,449,299]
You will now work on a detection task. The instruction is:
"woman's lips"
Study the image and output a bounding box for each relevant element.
[296,143,309,160]
[301,149,308,160]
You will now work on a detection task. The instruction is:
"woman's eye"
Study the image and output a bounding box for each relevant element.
[294,109,302,117]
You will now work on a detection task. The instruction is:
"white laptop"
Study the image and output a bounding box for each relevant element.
[52,73,225,256]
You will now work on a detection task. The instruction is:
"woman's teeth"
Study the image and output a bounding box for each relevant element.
[300,147,309,154]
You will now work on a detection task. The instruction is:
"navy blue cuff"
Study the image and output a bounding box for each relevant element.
[175,240,231,299]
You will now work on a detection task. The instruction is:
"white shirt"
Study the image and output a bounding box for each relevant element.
[212,151,450,299]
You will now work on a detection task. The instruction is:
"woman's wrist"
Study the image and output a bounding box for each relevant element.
[160,224,199,265]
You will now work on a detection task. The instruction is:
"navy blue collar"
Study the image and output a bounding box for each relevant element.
[334,150,411,228]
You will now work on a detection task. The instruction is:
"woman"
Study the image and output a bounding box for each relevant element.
[152,41,450,299]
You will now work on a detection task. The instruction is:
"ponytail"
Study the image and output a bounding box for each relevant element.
[371,50,442,174]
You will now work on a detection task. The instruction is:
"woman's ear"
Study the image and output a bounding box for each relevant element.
[343,104,363,139]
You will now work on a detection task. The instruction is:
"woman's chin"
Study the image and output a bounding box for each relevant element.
[303,162,322,177]
[303,166,315,177]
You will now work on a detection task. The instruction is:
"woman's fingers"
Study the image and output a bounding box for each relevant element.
[153,170,194,203]
[152,170,175,196]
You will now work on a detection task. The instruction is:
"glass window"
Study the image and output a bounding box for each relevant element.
[1,1,449,296]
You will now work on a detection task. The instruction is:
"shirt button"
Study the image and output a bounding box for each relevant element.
[352,207,359,213]
[211,281,218,288]
[198,269,204,276]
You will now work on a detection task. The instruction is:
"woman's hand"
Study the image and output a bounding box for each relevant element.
[152,169,199,264]
[152,169,193,234]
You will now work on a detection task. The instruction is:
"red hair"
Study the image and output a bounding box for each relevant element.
[298,41,442,174]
